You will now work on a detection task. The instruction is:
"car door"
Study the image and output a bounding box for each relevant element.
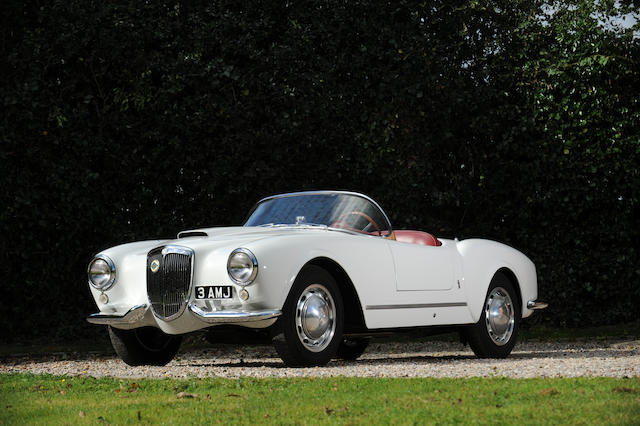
[388,239,456,291]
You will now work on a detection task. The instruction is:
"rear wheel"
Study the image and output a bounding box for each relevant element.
[464,272,520,358]
[108,326,182,366]
[273,265,344,367]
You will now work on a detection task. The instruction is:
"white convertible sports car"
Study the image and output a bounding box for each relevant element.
[87,191,546,367]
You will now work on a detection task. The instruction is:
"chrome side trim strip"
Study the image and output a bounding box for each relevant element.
[527,300,548,310]
[86,304,148,325]
[366,302,467,310]
[189,303,281,324]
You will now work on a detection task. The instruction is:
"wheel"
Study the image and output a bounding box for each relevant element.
[463,272,520,358]
[108,326,182,366]
[273,265,344,367]
[336,338,369,360]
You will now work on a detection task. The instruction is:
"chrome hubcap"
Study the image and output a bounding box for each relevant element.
[295,284,336,352]
[485,287,515,346]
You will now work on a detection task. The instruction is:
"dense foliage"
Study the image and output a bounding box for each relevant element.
[1,0,638,342]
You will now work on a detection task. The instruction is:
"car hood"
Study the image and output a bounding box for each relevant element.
[98,226,335,262]
[172,225,330,249]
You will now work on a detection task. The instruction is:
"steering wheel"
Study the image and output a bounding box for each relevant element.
[331,211,382,236]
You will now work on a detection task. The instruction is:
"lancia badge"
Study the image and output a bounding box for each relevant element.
[150,259,160,273]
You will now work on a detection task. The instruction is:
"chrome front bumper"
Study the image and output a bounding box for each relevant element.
[188,304,281,324]
[87,303,281,326]
[87,304,149,325]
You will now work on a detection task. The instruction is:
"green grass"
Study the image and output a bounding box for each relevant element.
[1,374,639,425]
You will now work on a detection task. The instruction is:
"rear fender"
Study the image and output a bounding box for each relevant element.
[456,239,538,322]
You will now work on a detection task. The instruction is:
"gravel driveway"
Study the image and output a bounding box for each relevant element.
[2,340,638,379]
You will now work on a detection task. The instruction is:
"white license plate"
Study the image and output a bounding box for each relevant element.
[195,286,233,300]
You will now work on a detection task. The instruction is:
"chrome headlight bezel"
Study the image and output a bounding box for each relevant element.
[87,254,116,291]
[227,248,258,285]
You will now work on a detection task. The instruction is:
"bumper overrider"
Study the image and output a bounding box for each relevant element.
[87,303,281,326]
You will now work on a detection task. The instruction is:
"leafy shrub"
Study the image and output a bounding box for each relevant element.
[1,0,638,342]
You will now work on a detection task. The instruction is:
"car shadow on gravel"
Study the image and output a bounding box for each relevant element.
[2,344,638,369]
[175,346,640,369]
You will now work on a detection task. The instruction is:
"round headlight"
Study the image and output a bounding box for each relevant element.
[227,248,258,285]
[88,255,116,290]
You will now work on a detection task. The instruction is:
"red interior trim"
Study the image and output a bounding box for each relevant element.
[394,230,442,246]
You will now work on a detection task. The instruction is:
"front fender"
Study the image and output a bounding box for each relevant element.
[246,231,396,328]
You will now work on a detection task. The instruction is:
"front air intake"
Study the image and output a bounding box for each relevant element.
[146,245,194,320]
[177,231,208,238]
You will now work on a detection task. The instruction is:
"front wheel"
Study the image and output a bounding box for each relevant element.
[273,265,344,367]
[463,272,520,358]
[108,326,182,366]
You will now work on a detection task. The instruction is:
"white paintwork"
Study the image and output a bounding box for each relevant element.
[389,239,456,291]
[88,196,540,335]
[456,238,538,321]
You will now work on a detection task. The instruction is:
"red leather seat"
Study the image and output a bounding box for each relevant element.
[394,230,442,246]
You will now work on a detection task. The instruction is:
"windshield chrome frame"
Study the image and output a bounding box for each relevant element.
[244,190,394,238]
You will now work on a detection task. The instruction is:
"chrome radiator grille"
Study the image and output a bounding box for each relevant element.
[146,246,194,320]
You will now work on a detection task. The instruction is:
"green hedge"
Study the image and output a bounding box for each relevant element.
[1,0,638,342]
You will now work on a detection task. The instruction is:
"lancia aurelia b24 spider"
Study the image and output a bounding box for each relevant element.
[87,191,546,366]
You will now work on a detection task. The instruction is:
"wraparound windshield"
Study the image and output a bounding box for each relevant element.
[244,192,392,237]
